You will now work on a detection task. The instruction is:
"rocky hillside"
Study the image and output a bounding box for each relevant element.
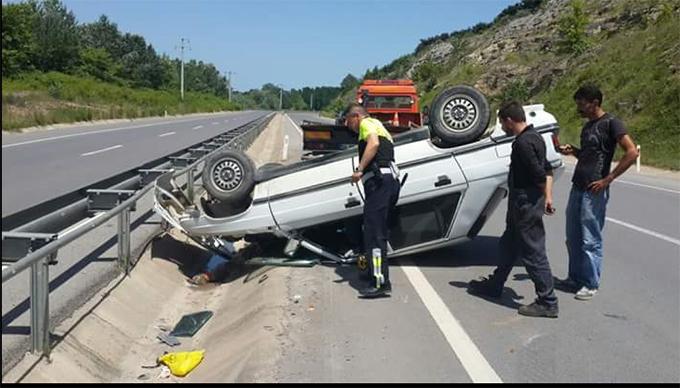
[337,0,680,169]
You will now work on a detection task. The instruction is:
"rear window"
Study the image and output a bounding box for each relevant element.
[365,96,414,109]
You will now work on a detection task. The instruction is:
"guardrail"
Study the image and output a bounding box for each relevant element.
[1,112,274,358]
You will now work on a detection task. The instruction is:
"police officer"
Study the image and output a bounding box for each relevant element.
[346,103,400,298]
[468,101,559,318]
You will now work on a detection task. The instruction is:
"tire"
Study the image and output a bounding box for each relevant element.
[429,85,490,146]
[202,149,256,203]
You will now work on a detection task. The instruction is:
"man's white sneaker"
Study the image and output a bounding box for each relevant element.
[574,286,598,300]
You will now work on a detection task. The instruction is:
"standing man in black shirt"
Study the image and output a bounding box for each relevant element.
[555,84,638,301]
[469,101,558,318]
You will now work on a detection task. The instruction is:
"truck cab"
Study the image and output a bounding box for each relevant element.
[357,79,422,131]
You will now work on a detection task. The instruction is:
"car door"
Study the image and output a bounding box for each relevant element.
[266,155,362,230]
[384,141,468,252]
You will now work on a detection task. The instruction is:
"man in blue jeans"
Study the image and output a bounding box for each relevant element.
[556,84,638,300]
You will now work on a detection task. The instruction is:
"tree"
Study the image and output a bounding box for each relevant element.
[2,2,38,76]
[77,47,118,82]
[79,15,124,58]
[340,74,359,91]
[558,0,591,55]
[32,0,80,72]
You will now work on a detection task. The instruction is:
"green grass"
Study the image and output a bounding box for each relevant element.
[536,16,680,170]
[421,62,484,108]
[2,72,240,131]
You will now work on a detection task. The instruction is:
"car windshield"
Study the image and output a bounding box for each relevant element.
[365,95,413,109]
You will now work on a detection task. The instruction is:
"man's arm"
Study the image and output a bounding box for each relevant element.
[544,171,555,215]
[587,134,638,193]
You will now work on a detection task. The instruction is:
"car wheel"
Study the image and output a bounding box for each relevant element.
[429,85,490,146]
[202,149,256,203]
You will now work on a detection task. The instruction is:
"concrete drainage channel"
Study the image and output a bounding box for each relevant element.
[1,113,275,378]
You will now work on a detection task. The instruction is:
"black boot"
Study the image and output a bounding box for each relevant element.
[359,281,391,299]
[468,276,503,298]
[518,301,558,318]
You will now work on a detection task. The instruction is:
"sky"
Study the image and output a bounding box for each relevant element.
[58,0,519,91]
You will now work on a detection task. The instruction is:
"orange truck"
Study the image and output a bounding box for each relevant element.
[356,79,422,130]
[302,79,422,154]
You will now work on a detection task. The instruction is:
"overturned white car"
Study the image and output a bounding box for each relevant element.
[154,86,564,262]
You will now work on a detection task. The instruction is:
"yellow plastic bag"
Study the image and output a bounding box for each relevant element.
[158,350,205,377]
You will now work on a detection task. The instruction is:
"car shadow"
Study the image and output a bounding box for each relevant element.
[331,263,368,293]
[388,235,510,269]
[323,235,538,305]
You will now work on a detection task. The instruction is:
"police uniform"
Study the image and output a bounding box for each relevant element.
[357,117,400,297]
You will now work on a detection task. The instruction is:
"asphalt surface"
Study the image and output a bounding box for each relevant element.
[279,113,680,382]
[1,110,270,217]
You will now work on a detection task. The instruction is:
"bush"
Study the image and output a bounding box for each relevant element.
[558,0,591,55]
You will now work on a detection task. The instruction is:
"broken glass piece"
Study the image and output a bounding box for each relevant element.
[169,311,213,337]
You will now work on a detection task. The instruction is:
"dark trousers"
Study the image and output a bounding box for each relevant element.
[492,188,558,307]
[363,174,400,288]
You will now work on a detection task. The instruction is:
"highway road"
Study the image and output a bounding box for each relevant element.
[280,113,680,382]
[2,112,678,382]
[1,111,270,217]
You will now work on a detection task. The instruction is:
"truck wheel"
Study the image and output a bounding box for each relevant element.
[429,85,490,146]
[202,149,256,203]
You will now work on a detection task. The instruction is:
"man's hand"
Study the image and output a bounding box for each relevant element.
[351,171,363,183]
[558,144,576,155]
[545,196,555,215]
[587,176,612,193]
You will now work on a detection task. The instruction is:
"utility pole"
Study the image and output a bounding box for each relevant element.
[177,38,190,101]
[226,71,234,102]
[310,92,314,111]
[279,87,283,111]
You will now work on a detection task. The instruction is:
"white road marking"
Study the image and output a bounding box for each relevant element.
[192,125,203,130]
[615,179,680,195]
[606,217,680,246]
[159,131,175,137]
[563,166,679,194]
[2,117,214,148]
[401,262,503,383]
[282,134,289,161]
[81,144,123,156]
[284,114,304,137]
[224,119,230,123]
[212,122,219,125]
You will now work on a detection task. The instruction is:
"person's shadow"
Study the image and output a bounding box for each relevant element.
[449,281,525,309]
[331,261,367,292]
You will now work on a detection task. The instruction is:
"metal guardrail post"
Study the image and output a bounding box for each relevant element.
[30,254,51,355]
[187,167,195,202]
[117,209,131,275]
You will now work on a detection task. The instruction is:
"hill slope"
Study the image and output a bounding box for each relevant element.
[334,0,679,169]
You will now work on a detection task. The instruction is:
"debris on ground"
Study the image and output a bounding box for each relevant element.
[158,365,172,379]
[170,311,214,337]
[157,332,181,347]
[158,350,205,377]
